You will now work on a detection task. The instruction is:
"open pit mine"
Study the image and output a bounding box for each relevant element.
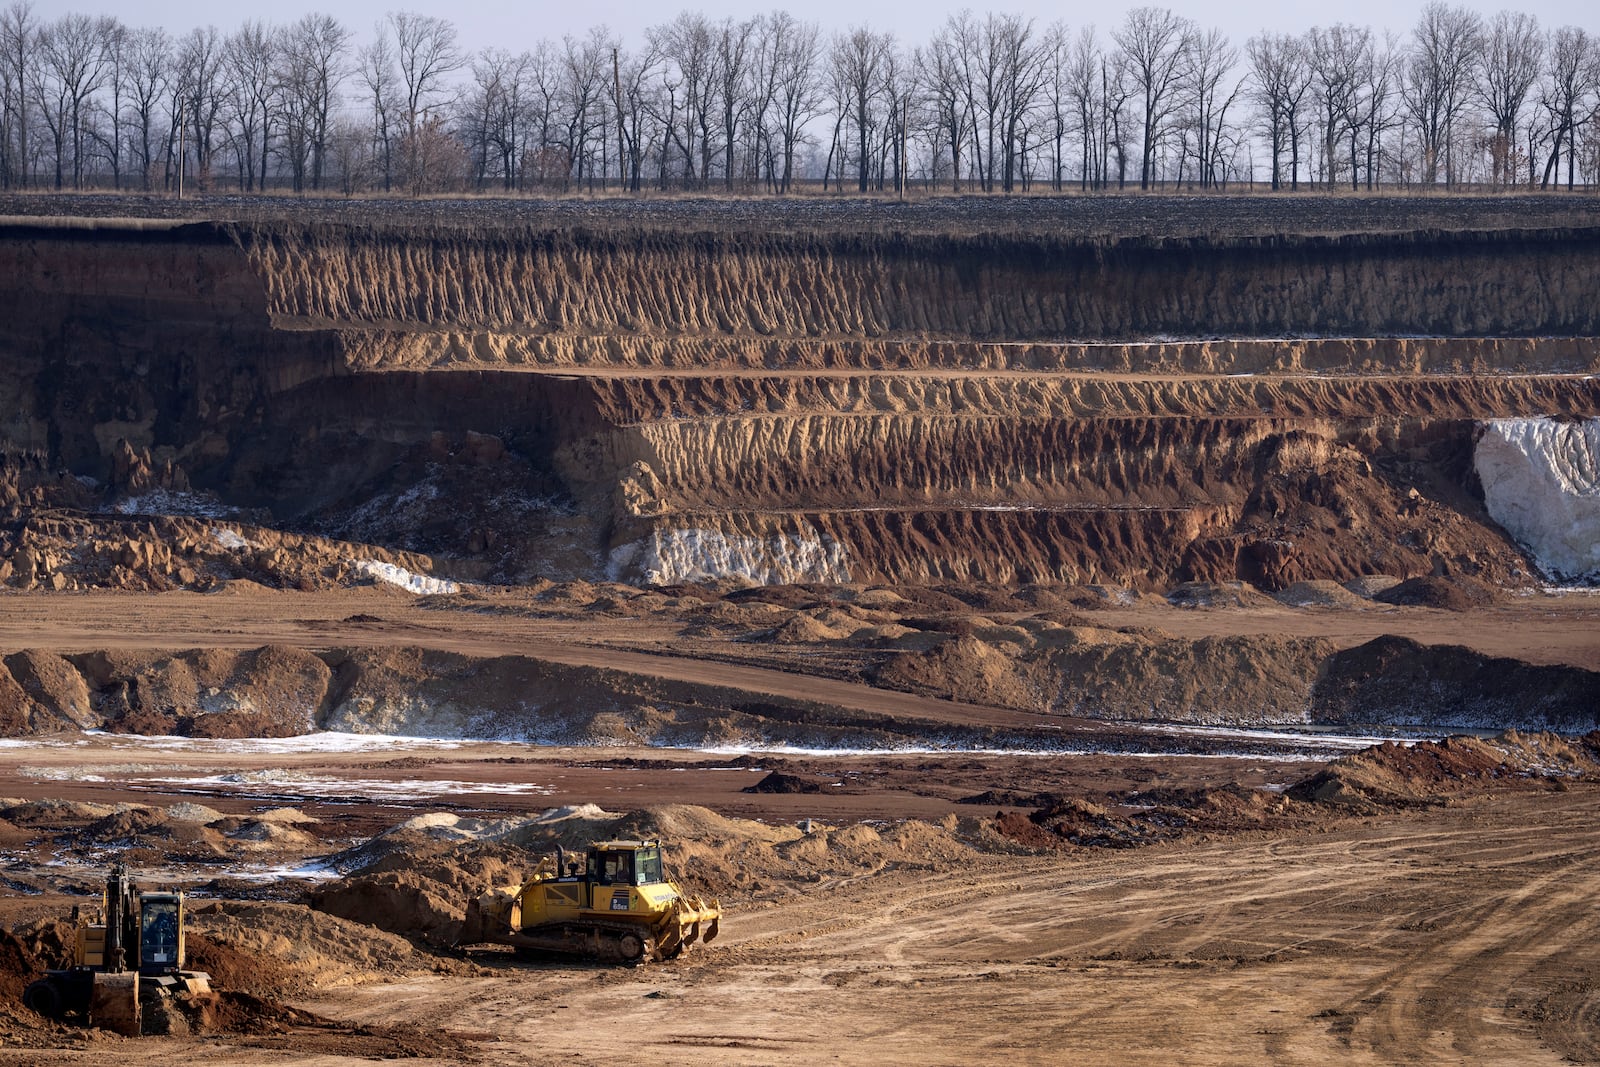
[1,195,1599,1064]
[0,199,1596,740]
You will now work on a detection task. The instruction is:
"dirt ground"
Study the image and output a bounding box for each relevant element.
[0,773,1595,1065]
[0,585,1596,1064]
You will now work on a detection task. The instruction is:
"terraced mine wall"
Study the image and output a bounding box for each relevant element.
[3,217,1600,589]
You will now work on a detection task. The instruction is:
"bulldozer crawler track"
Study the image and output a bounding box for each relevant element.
[507,919,659,964]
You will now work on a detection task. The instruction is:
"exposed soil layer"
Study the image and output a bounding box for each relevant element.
[3,200,1598,593]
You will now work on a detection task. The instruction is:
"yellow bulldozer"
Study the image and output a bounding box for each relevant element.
[22,863,211,1036]
[457,839,720,964]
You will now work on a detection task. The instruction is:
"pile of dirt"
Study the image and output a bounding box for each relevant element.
[0,928,41,1003]
[1313,636,1600,730]
[1166,582,1277,609]
[187,901,430,991]
[175,989,330,1035]
[1375,575,1501,609]
[1289,731,1600,809]
[14,919,76,971]
[1344,574,1404,597]
[185,932,303,1001]
[743,771,827,794]
[957,790,1066,808]
[1271,580,1370,609]
[310,871,469,948]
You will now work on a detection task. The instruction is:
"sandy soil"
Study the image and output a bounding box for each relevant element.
[0,585,1594,674]
[310,788,1600,1067]
[1,774,1595,1065]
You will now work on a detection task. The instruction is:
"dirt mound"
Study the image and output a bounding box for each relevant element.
[0,929,41,1004]
[187,901,425,991]
[874,635,1039,710]
[176,989,330,1035]
[310,871,466,947]
[1375,575,1501,609]
[1344,575,1404,598]
[1272,580,1370,609]
[767,613,848,644]
[1289,732,1600,809]
[15,919,76,970]
[743,771,826,794]
[186,932,302,1001]
[1313,637,1600,730]
[1166,581,1276,609]
[956,790,1065,808]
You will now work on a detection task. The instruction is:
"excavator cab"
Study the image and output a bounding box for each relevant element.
[137,894,183,973]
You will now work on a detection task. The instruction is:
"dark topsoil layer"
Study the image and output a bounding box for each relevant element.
[2,191,1599,239]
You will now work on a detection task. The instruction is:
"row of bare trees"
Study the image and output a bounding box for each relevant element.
[2,2,1597,196]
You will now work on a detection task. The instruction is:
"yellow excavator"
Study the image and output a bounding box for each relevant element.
[457,839,720,964]
[22,863,211,1036]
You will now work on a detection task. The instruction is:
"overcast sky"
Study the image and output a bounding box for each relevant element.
[23,0,1599,56]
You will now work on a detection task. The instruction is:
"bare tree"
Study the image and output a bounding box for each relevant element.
[278,14,350,191]
[948,12,1051,192]
[356,24,397,190]
[1475,12,1542,185]
[753,12,820,194]
[1404,2,1483,185]
[558,27,612,190]
[650,12,717,188]
[34,13,118,188]
[829,26,893,193]
[924,18,970,191]
[1114,6,1193,189]
[120,26,168,190]
[1247,33,1310,189]
[996,15,1051,192]
[1038,22,1071,191]
[224,21,279,191]
[611,43,660,192]
[176,26,226,191]
[1307,25,1369,187]
[95,17,128,187]
[1536,26,1597,188]
[1063,26,1107,190]
[1,1,38,187]
[714,17,757,189]
[1351,32,1404,188]
[389,11,462,194]
[1179,27,1241,189]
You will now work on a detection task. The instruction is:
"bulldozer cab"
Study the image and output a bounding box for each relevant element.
[590,842,666,887]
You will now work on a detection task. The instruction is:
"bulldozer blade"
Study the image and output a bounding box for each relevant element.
[456,899,487,948]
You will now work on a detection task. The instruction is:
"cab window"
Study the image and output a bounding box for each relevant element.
[635,848,664,885]
[600,851,634,885]
[140,900,179,967]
